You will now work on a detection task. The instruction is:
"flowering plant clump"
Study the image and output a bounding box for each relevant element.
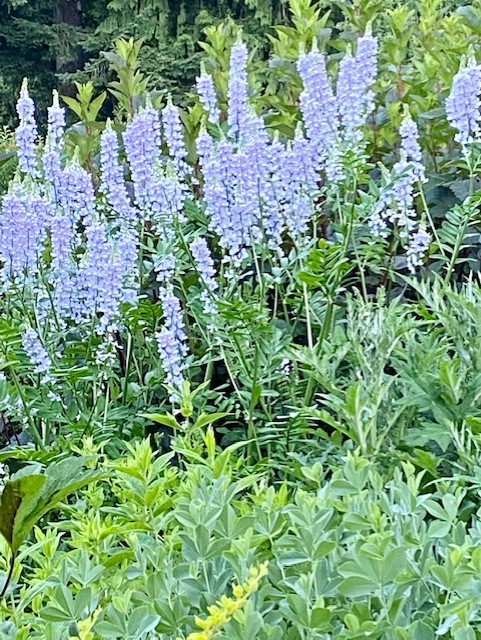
[3,7,481,640]
[0,25,476,456]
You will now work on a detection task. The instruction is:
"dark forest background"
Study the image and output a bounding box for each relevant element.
[0,0,291,125]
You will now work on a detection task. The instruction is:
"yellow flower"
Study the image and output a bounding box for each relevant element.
[70,607,102,640]
[184,562,269,640]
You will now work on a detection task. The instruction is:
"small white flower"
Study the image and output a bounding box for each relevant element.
[0,463,8,496]
[280,358,292,375]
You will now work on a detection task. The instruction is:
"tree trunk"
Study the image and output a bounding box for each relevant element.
[57,0,82,27]
[56,0,82,96]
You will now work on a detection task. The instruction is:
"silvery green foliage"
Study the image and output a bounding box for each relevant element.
[1,442,481,639]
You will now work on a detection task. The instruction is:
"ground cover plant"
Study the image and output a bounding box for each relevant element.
[2,0,481,638]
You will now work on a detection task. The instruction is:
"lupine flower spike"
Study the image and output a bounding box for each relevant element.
[162,96,191,179]
[370,111,430,269]
[336,30,378,144]
[196,66,220,123]
[22,327,53,381]
[43,90,66,191]
[100,119,136,224]
[227,38,254,142]
[446,56,481,146]
[297,41,337,167]
[15,78,39,177]
[156,288,189,401]
[190,236,218,315]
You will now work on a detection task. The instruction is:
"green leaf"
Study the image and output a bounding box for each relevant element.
[140,412,180,430]
[383,547,407,582]
[127,607,160,635]
[39,606,72,623]
[0,471,46,551]
[0,458,105,554]
[412,621,435,640]
[87,91,107,121]
[193,412,230,430]
[61,96,83,118]
[311,607,331,629]
[338,576,378,597]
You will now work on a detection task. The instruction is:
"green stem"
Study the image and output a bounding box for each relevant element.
[122,331,133,403]
[0,552,15,599]
[303,296,335,407]
[418,182,445,258]
[8,365,43,448]
[303,282,314,350]
[203,358,214,385]
[247,344,262,461]
[444,209,470,286]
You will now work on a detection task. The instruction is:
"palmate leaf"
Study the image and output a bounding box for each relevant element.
[0,457,105,554]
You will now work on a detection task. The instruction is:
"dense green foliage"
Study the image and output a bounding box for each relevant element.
[3,0,481,638]
[4,438,481,639]
[0,0,286,125]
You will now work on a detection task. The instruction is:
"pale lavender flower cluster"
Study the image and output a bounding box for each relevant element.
[15,78,38,177]
[228,40,258,141]
[190,236,218,314]
[94,333,119,369]
[198,131,265,259]
[198,132,239,257]
[297,44,337,166]
[123,104,161,210]
[62,221,138,331]
[370,115,423,235]
[278,128,320,240]
[196,68,220,123]
[48,158,97,309]
[198,41,323,257]
[116,227,139,306]
[3,88,140,333]
[43,91,66,191]
[0,184,49,281]
[336,34,378,143]
[47,156,97,302]
[399,116,425,181]
[297,34,378,179]
[22,327,52,377]
[370,114,430,271]
[156,287,189,399]
[100,120,136,224]
[124,103,186,229]
[58,156,96,227]
[406,224,430,273]
[446,59,481,145]
[162,98,190,179]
